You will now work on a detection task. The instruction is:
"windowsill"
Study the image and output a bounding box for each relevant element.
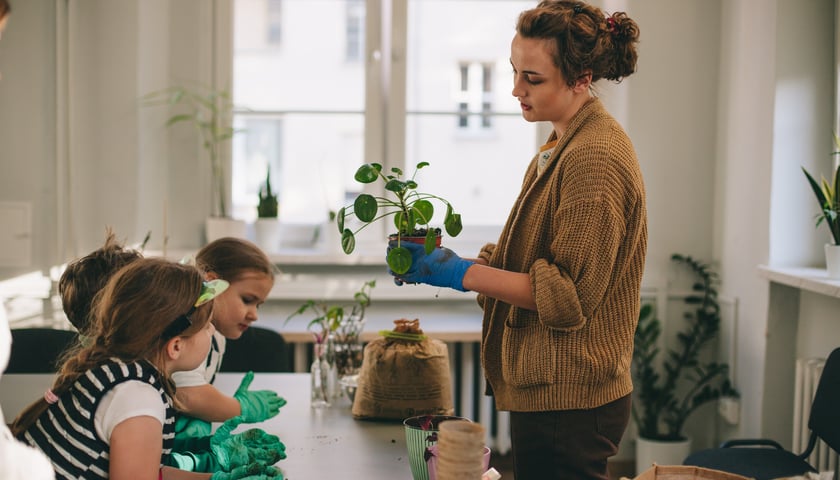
[758,265,840,298]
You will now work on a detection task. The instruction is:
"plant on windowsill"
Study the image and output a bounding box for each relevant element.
[143,85,244,241]
[254,166,281,253]
[801,133,840,277]
[632,254,739,464]
[336,162,463,275]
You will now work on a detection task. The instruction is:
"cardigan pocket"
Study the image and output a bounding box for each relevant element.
[501,316,557,388]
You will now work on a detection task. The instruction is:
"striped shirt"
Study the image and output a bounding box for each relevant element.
[21,359,175,479]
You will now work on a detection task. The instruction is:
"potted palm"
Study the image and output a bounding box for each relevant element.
[632,254,739,471]
[143,85,243,242]
[254,166,280,254]
[336,162,463,275]
[801,133,840,277]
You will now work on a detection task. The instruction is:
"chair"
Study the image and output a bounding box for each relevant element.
[219,326,292,373]
[683,346,840,480]
[7,328,79,373]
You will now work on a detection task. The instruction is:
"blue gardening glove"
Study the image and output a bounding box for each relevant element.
[210,415,287,471]
[210,463,283,479]
[234,371,287,423]
[388,242,474,292]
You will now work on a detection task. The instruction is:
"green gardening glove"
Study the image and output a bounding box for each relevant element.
[210,415,286,471]
[210,463,284,479]
[233,371,287,423]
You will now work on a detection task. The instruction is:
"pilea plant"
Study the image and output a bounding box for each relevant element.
[336,162,463,275]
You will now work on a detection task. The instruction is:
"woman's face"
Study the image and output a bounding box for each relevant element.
[208,271,273,340]
[510,33,590,134]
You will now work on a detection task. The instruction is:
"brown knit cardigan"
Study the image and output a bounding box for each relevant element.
[478,98,647,412]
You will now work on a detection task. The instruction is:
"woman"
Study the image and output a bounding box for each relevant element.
[389,1,645,478]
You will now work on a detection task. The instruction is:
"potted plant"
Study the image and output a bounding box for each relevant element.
[143,85,244,241]
[801,133,840,277]
[254,166,281,253]
[336,162,463,275]
[632,254,739,470]
[285,280,376,405]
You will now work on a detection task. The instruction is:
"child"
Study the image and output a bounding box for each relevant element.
[173,238,284,436]
[11,258,282,479]
[58,227,143,335]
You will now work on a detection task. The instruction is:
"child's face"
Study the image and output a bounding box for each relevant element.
[210,272,273,340]
[176,321,216,372]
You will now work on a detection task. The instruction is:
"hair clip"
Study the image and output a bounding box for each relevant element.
[606,17,617,34]
[178,254,196,266]
[44,389,59,405]
[573,3,583,14]
[194,279,229,307]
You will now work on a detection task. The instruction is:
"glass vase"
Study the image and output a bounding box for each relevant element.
[310,339,338,408]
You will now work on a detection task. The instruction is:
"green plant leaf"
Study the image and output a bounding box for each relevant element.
[387,246,412,275]
[443,213,464,237]
[394,209,416,234]
[341,230,356,254]
[337,207,346,232]
[412,200,434,225]
[354,163,381,183]
[354,194,378,222]
[424,230,436,253]
[385,178,407,194]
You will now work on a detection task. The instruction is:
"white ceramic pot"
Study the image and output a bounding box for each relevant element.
[254,218,282,254]
[824,243,840,279]
[635,436,691,474]
[205,217,248,243]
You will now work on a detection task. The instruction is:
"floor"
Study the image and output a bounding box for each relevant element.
[488,453,636,480]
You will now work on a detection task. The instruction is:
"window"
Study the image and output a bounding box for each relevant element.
[232,0,536,253]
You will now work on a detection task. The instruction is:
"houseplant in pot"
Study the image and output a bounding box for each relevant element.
[336,162,463,275]
[801,133,840,277]
[143,85,244,242]
[632,254,739,472]
[254,166,281,254]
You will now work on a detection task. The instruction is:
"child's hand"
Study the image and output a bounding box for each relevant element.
[210,462,283,479]
[210,416,286,471]
[234,371,287,422]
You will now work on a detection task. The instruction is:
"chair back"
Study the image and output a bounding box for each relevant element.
[808,346,840,452]
[7,328,79,373]
[219,326,292,373]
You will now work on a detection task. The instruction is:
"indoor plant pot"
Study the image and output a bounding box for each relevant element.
[632,254,738,473]
[802,152,840,278]
[337,162,463,275]
[143,85,243,243]
[254,166,281,253]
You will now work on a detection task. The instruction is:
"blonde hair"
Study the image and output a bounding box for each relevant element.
[12,257,210,436]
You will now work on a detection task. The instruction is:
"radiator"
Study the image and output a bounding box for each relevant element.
[794,357,838,473]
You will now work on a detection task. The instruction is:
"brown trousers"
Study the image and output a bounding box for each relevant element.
[509,394,631,480]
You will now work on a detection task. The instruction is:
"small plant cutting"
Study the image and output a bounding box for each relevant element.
[801,132,840,245]
[143,85,239,218]
[632,254,739,441]
[336,162,463,275]
[257,167,279,218]
[286,280,376,377]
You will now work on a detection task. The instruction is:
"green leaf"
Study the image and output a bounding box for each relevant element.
[394,209,415,234]
[424,230,436,253]
[354,194,378,222]
[337,207,346,232]
[165,114,194,127]
[412,200,434,224]
[416,161,430,169]
[444,209,463,237]
[354,163,381,183]
[341,230,356,254]
[385,179,407,194]
[387,247,412,275]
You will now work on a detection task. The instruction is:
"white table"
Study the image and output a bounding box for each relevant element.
[1,373,413,478]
